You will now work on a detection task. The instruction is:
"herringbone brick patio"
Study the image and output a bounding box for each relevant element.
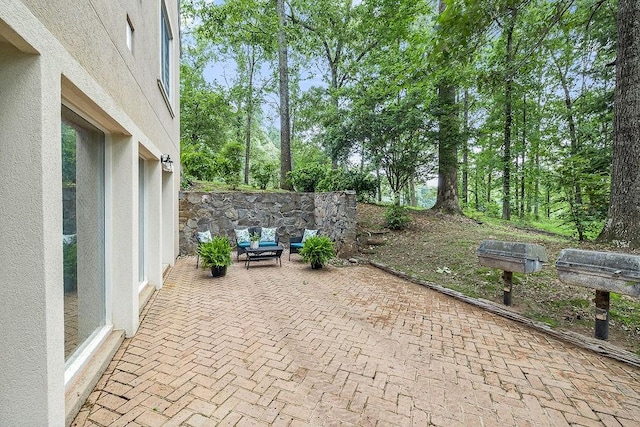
[72,257,640,426]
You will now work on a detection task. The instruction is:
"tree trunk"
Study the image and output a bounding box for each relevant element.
[409,179,417,207]
[520,94,526,218]
[462,89,469,206]
[432,83,462,214]
[534,93,541,221]
[556,59,583,206]
[330,63,340,168]
[277,0,293,190]
[546,186,550,219]
[502,10,515,221]
[534,150,540,220]
[474,168,479,209]
[598,0,640,247]
[432,0,461,215]
[514,155,519,218]
[376,167,382,202]
[244,48,256,185]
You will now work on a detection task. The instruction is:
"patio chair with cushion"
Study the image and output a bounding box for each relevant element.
[235,226,279,261]
[289,228,318,260]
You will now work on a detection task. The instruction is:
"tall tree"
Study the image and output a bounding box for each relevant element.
[461,89,470,206]
[431,0,462,214]
[278,0,293,190]
[598,0,640,247]
[197,0,276,185]
[360,91,436,205]
[289,0,425,165]
[501,6,517,220]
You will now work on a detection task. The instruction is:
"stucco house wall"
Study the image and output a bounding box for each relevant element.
[0,1,180,425]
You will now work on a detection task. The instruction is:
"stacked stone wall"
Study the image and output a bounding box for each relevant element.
[314,191,357,257]
[179,191,356,257]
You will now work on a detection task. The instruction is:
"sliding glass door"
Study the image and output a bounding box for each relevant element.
[61,106,105,361]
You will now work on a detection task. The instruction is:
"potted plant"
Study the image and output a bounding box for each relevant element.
[249,232,261,249]
[199,236,232,277]
[299,236,336,269]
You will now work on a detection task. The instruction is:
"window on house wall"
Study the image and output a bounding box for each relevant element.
[61,106,106,362]
[126,16,134,52]
[160,1,172,99]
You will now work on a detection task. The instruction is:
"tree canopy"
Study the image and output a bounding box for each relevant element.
[179,0,640,245]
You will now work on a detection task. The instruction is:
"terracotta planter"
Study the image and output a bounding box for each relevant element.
[211,265,227,277]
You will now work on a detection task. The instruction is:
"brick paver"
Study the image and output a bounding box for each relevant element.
[72,257,640,426]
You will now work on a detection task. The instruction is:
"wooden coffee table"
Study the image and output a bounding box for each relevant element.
[245,245,284,269]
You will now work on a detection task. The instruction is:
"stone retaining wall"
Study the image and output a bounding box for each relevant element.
[314,191,357,257]
[179,191,357,257]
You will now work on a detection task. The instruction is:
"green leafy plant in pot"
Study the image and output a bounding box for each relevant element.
[199,236,232,277]
[299,236,336,269]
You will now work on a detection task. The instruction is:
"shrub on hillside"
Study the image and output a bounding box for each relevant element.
[287,164,328,192]
[385,204,411,230]
[181,148,216,182]
[215,142,244,189]
[316,169,377,201]
[250,161,277,190]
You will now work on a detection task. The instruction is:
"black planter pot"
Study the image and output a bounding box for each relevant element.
[311,261,323,270]
[211,265,227,277]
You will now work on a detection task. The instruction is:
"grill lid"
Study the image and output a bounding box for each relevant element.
[556,249,640,281]
[477,240,548,262]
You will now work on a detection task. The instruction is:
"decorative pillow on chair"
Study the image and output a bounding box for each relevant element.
[234,228,250,244]
[196,230,212,243]
[260,227,277,242]
[302,229,318,243]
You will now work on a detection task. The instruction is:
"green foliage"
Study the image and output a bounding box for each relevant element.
[189,180,288,193]
[181,146,216,182]
[183,0,621,236]
[549,153,610,241]
[180,57,237,153]
[198,236,232,268]
[610,293,640,327]
[215,142,244,189]
[480,201,502,219]
[250,161,277,190]
[316,168,377,201]
[347,75,437,202]
[385,205,411,230]
[299,236,336,266]
[61,123,76,185]
[181,173,194,190]
[249,232,260,242]
[287,163,328,192]
[63,239,77,291]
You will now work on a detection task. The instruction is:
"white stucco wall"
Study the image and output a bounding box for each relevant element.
[0,0,180,425]
[0,42,66,426]
[22,0,181,154]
